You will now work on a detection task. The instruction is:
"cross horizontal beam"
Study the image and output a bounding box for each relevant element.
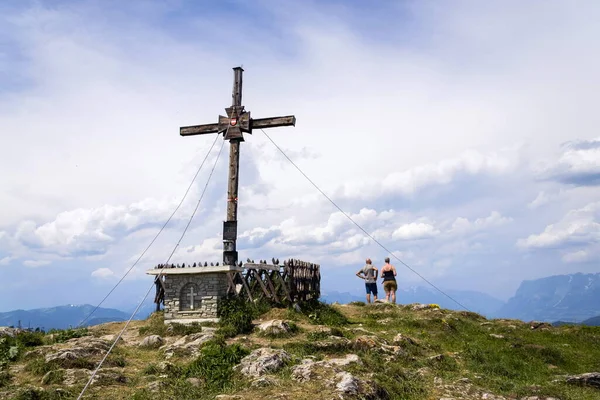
[179,115,296,137]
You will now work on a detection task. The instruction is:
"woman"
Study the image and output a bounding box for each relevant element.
[380,257,397,304]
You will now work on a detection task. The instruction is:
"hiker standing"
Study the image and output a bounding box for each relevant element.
[356,258,378,303]
[380,257,398,304]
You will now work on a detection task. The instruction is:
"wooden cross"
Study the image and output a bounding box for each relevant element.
[180,67,296,267]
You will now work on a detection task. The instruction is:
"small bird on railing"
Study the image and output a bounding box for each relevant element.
[204,262,208,267]
[210,262,214,266]
[238,261,243,267]
[247,258,251,263]
[192,262,196,268]
[181,263,185,268]
[275,258,279,265]
[272,257,276,265]
[251,259,255,263]
[216,262,220,266]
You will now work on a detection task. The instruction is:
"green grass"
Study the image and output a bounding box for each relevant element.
[300,300,349,327]
[45,328,89,344]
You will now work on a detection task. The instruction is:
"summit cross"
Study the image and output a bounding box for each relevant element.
[180,67,296,267]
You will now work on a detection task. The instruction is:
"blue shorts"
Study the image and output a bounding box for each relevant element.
[365,282,378,295]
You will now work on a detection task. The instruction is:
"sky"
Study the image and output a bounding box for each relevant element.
[0,0,599,312]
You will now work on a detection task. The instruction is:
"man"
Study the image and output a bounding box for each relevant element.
[356,258,378,303]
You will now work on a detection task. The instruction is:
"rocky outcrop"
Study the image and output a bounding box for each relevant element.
[161,331,215,358]
[44,337,110,368]
[139,335,164,349]
[235,348,290,377]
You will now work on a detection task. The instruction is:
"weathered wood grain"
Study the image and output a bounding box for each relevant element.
[251,116,296,130]
[180,123,220,136]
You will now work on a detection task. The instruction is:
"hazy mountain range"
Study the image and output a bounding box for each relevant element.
[495,272,600,322]
[323,272,600,324]
[0,302,156,331]
[1,273,599,330]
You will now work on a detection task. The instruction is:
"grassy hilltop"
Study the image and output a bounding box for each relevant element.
[1,299,599,399]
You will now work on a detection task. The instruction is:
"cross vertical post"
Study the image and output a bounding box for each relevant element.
[223,67,243,267]
[179,67,296,268]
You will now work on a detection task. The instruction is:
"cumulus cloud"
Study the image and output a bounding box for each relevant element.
[23,260,51,267]
[517,202,600,253]
[336,148,520,200]
[4,195,200,260]
[449,211,513,235]
[91,268,115,278]
[539,138,600,186]
[0,256,14,266]
[392,222,440,240]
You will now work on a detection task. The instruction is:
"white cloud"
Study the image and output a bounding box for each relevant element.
[517,202,600,250]
[528,191,551,209]
[449,211,512,235]
[537,137,600,186]
[0,256,14,266]
[91,268,115,279]
[337,148,520,200]
[23,260,51,267]
[392,223,440,240]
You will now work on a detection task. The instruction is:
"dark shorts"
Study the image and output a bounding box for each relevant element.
[365,282,378,295]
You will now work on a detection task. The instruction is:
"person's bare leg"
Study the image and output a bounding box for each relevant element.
[391,291,396,304]
[366,293,371,304]
[385,290,390,302]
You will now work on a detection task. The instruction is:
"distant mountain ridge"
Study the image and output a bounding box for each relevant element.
[496,272,600,322]
[0,304,132,330]
[321,286,505,318]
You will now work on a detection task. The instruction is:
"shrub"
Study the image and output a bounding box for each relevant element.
[349,301,366,307]
[217,295,272,338]
[0,370,11,388]
[301,300,349,327]
[16,331,45,347]
[185,340,249,392]
[46,328,89,344]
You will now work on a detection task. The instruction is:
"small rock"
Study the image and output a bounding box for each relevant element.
[90,368,127,386]
[353,335,382,349]
[327,354,361,366]
[489,334,505,339]
[186,377,201,387]
[393,333,419,346]
[251,376,277,387]
[566,372,600,388]
[291,359,315,382]
[257,320,291,335]
[139,335,164,349]
[429,354,446,362]
[215,396,242,400]
[146,381,165,392]
[336,372,359,395]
